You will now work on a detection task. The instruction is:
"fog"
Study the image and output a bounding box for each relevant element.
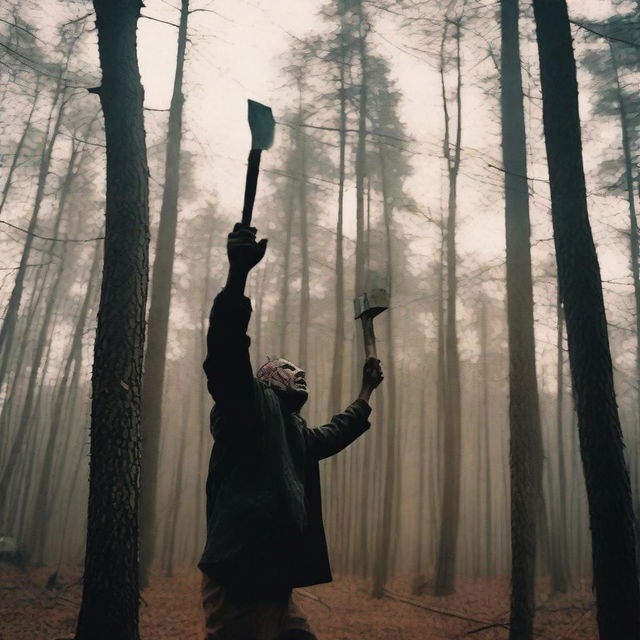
[1,1,639,638]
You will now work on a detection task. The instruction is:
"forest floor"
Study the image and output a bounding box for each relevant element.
[0,564,597,639]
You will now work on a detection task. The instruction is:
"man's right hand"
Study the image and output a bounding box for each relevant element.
[227,223,268,273]
[358,356,384,403]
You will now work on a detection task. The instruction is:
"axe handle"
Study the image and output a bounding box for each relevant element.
[241,149,262,226]
[360,314,377,359]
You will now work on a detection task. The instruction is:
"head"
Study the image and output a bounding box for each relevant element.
[256,358,308,412]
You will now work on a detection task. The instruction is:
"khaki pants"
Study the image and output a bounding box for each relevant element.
[201,572,317,640]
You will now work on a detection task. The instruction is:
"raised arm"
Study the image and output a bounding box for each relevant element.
[304,357,384,460]
[202,224,267,414]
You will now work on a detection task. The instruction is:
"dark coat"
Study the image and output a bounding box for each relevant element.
[198,290,371,589]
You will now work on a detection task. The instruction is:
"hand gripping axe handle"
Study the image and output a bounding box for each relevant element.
[354,288,389,359]
[242,100,275,226]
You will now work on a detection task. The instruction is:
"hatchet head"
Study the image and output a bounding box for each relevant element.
[354,288,389,320]
[248,99,275,151]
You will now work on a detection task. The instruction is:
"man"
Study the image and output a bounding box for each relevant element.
[199,223,383,640]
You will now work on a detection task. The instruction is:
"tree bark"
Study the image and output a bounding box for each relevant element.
[278,182,295,357]
[532,0,640,636]
[74,0,149,637]
[327,37,347,417]
[609,42,640,501]
[435,18,463,596]
[139,0,189,587]
[412,352,428,594]
[354,0,368,298]
[326,44,348,557]
[479,301,494,576]
[501,1,545,636]
[162,417,187,578]
[552,289,569,592]
[296,90,310,367]
[372,147,397,598]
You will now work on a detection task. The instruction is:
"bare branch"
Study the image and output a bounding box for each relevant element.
[0,221,103,243]
[140,14,180,28]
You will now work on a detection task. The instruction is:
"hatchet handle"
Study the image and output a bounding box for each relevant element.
[241,148,262,226]
[360,314,377,359]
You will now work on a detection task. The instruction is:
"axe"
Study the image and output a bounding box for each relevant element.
[354,287,389,359]
[241,99,275,226]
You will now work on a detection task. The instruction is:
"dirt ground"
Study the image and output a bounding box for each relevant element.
[0,565,597,639]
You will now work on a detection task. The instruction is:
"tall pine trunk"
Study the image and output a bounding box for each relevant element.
[610,42,640,499]
[532,1,640,636]
[279,183,295,356]
[139,0,189,587]
[435,18,463,596]
[412,350,428,594]
[328,37,347,417]
[75,0,149,637]
[551,289,569,592]
[326,42,348,557]
[354,1,368,298]
[501,1,544,636]
[296,91,310,367]
[479,300,493,576]
[372,147,397,597]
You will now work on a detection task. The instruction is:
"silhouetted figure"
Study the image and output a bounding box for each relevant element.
[199,223,383,640]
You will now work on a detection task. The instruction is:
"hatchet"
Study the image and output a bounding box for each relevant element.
[354,287,389,359]
[242,99,275,226]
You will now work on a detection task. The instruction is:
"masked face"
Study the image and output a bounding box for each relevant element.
[256,358,308,411]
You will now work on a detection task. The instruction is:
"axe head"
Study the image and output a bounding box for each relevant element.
[354,288,389,319]
[248,99,275,151]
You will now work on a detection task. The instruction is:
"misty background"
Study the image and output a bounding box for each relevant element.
[0,0,637,600]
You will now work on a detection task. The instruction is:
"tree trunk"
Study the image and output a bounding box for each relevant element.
[435,215,446,524]
[327,39,347,417]
[610,42,640,501]
[296,92,310,367]
[354,1,368,298]
[162,417,187,578]
[435,19,463,597]
[480,301,493,577]
[412,363,428,593]
[279,183,295,356]
[552,289,569,592]
[532,0,640,636]
[327,47,347,548]
[139,0,189,587]
[74,0,149,637]
[501,1,545,636]
[371,147,397,598]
